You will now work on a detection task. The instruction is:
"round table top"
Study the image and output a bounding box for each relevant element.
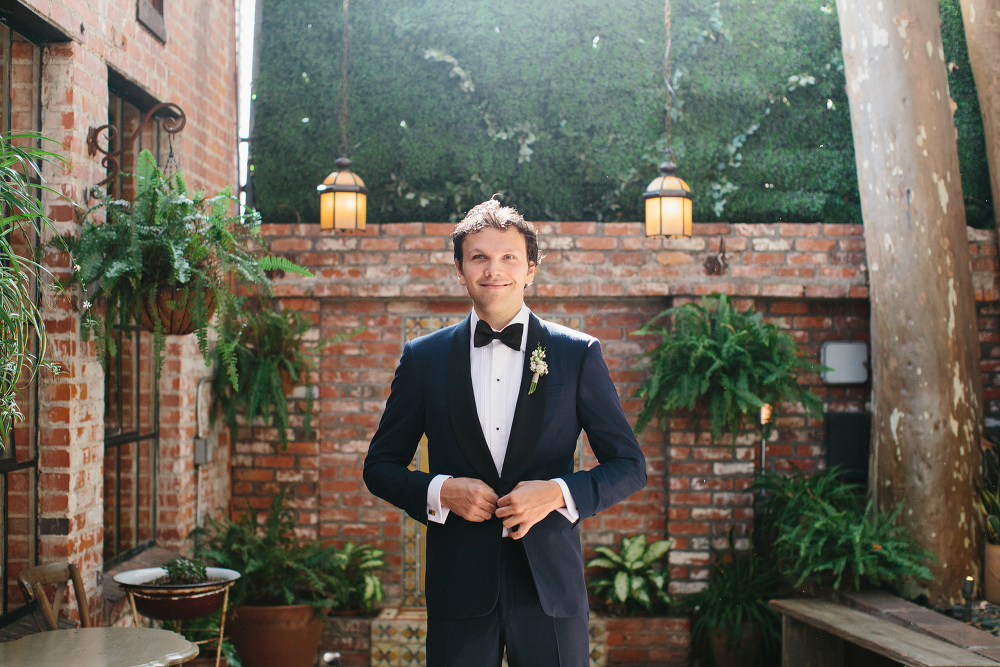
[0,626,199,667]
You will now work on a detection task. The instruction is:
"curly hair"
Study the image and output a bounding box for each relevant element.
[452,198,541,269]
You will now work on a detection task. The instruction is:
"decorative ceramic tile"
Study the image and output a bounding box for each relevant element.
[401,317,465,608]
[372,608,608,667]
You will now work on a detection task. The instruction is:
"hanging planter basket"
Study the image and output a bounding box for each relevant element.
[139,285,217,335]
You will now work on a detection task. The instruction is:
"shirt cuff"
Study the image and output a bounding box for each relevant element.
[427,474,452,524]
[551,478,580,524]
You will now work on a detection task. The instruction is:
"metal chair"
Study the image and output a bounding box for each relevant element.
[16,562,93,631]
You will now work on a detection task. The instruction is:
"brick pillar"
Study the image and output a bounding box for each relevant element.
[35,41,109,622]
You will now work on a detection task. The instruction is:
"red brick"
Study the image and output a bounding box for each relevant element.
[743,252,785,265]
[795,238,837,251]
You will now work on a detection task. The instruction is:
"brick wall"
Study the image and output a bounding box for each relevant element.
[7,0,238,624]
[236,220,1000,605]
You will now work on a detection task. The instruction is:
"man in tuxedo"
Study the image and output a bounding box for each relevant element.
[363,199,646,667]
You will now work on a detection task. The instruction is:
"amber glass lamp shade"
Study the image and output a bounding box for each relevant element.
[317,157,368,231]
[641,161,692,238]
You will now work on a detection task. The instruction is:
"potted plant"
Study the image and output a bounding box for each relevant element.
[210,299,362,448]
[163,611,240,667]
[0,132,67,445]
[195,488,386,667]
[688,530,784,667]
[60,149,308,374]
[111,556,240,622]
[976,441,1000,602]
[632,293,827,444]
[586,534,674,616]
[753,468,934,594]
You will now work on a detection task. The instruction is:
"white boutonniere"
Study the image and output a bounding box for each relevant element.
[528,344,547,395]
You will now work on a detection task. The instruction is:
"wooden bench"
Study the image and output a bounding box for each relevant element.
[770,599,999,667]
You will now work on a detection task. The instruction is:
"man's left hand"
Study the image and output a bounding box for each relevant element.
[495,480,565,540]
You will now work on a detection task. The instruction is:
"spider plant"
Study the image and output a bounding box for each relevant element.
[0,132,69,446]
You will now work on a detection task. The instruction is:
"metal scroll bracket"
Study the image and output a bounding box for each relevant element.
[704,237,727,276]
[86,102,186,200]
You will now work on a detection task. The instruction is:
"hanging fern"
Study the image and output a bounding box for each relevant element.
[210,298,362,448]
[632,293,828,443]
[58,150,311,375]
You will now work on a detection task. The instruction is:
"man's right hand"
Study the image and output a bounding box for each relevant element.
[440,477,498,522]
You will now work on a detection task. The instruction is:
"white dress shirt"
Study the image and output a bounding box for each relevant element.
[426,305,579,531]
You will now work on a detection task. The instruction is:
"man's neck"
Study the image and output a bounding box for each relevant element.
[474,303,524,331]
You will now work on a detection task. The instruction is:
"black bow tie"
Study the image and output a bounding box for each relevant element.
[474,319,523,351]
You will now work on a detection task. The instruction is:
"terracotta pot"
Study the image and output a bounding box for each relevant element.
[139,285,217,335]
[985,543,1000,603]
[277,366,298,396]
[710,623,762,667]
[226,604,322,667]
[182,658,228,667]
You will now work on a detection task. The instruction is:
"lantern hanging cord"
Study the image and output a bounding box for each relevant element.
[341,0,350,155]
[663,0,676,161]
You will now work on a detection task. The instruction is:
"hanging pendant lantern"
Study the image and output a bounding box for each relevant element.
[317,157,367,230]
[642,160,692,238]
[641,0,693,238]
[317,0,367,232]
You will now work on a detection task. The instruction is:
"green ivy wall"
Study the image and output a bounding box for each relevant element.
[250,0,992,227]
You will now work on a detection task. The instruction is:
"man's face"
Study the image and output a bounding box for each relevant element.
[455,226,536,322]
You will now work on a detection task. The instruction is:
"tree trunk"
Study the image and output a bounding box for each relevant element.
[958,0,1000,229]
[836,0,984,604]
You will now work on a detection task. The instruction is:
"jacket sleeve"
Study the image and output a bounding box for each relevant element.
[561,339,647,520]
[363,342,434,524]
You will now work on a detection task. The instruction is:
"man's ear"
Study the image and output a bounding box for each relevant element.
[455,259,467,286]
[525,261,537,288]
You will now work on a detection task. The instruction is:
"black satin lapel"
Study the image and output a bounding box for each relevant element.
[500,314,548,493]
[448,317,502,489]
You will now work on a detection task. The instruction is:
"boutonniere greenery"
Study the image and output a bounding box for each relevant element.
[528,344,547,395]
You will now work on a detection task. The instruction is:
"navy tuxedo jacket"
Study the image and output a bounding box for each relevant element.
[363,313,646,620]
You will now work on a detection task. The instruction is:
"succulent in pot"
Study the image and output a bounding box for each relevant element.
[112,557,240,622]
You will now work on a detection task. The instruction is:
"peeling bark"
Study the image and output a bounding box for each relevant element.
[836,0,984,604]
[958,0,1000,228]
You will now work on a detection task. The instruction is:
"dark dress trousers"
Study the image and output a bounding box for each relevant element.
[363,313,647,621]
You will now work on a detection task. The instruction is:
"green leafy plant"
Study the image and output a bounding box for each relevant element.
[753,468,934,591]
[689,529,785,659]
[632,293,827,443]
[163,612,241,667]
[196,488,386,613]
[210,298,362,448]
[0,132,68,445]
[586,534,673,616]
[162,557,208,585]
[976,440,1000,544]
[60,149,309,375]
